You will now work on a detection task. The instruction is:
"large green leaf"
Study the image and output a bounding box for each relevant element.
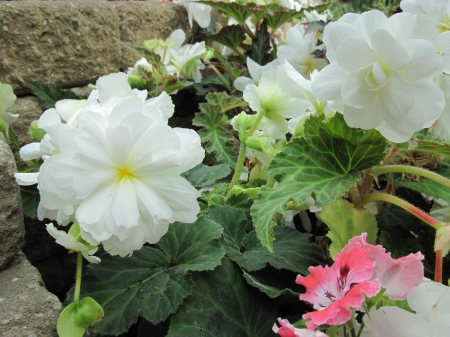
[242,268,302,299]
[182,163,231,188]
[208,206,325,273]
[378,229,422,259]
[396,139,450,156]
[255,4,305,30]
[206,92,247,113]
[23,78,80,109]
[318,198,378,259]
[208,25,246,51]
[73,219,225,335]
[394,162,450,204]
[167,258,277,337]
[251,113,388,251]
[245,20,273,66]
[193,103,239,168]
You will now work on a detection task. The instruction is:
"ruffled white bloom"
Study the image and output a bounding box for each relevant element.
[47,223,100,263]
[0,83,18,140]
[243,68,311,139]
[37,98,204,257]
[277,23,327,79]
[313,10,446,142]
[174,0,211,28]
[431,73,450,140]
[361,278,450,337]
[233,57,280,92]
[166,42,206,83]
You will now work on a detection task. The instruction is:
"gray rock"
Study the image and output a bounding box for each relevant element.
[0,251,61,337]
[8,96,43,147]
[0,2,195,95]
[0,139,24,269]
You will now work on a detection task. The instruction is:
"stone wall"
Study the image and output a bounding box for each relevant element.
[0,1,195,95]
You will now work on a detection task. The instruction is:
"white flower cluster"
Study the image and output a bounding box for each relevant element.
[16,73,204,258]
[128,29,206,84]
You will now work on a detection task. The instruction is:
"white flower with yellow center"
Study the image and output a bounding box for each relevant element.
[37,98,204,257]
[313,10,446,142]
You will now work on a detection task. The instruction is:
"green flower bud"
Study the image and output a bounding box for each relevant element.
[249,163,269,182]
[245,135,269,153]
[128,74,145,89]
[203,48,215,63]
[29,120,46,141]
[144,38,158,50]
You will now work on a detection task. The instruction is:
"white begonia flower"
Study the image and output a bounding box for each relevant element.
[277,23,327,79]
[47,223,100,264]
[0,83,18,140]
[166,42,206,83]
[174,0,211,28]
[303,9,328,22]
[233,57,280,92]
[243,68,311,139]
[312,10,446,143]
[37,98,204,257]
[431,73,450,140]
[361,278,450,337]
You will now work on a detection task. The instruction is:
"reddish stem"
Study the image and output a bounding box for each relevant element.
[435,249,443,283]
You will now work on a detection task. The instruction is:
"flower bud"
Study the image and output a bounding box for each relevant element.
[29,120,46,141]
[128,74,145,89]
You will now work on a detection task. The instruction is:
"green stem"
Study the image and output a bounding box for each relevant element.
[74,252,83,302]
[247,110,266,137]
[212,50,237,82]
[360,192,442,229]
[356,322,366,337]
[372,165,450,190]
[208,63,232,92]
[241,23,256,40]
[226,142,247,197]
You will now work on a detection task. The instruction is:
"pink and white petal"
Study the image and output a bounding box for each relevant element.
[297,265,339,308]
[382,252,424,300]
[340,279,380,308]
[312,64,348,102]
[19,143,42,161]
[336,37,377,73]
[362,306,431,337]
[400,40,444,82]
[15,172,39,186]
[303,300,352,329]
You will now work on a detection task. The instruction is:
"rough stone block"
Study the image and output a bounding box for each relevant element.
[0,2,121,95]
[0,139,24,269]
[0,251,61,337]
[8,96,43,147]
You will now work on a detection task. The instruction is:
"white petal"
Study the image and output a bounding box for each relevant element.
[401,40,444,82]
[15,172,39,186]
[19,143,42,161]
[312,63,348,101]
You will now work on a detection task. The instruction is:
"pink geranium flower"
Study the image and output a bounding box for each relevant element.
[272,318,327,337]
[342,233,424,300]
[297,244,381,329]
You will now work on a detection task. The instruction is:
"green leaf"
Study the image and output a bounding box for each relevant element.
[208,205,325,273]
[243,268,301,299]
[73,219,225,335]
[23,78,79,109]
[394,163,450,204]
[378,229,422,259]
[193,103,239,168]
[156,218,226,272]
[376,205,420,233]
[232,227,325,273]
[205,92,247,112]
[396,139,450,156]
[255,4,306,31]
[245,20,273,66]
[208,25,246,51]
[167,258,278,337]
[251,113,388,251]
[318,198,378,259]
[20,185,40,219]
[182,163,231,188]
[198,1,256,24]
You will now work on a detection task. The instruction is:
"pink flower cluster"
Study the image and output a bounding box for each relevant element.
[273,233,424,335]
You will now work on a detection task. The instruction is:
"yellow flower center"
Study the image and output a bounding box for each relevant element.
[116,164,136,181]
